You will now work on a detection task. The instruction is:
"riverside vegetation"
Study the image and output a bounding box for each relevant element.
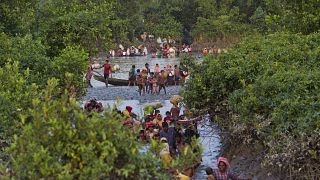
[182,33,320,179]
[0,0,319,179]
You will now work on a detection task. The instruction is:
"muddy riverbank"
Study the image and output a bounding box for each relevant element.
[219,132,280,180]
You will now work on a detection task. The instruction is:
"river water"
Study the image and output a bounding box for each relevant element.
[83,55,221,179]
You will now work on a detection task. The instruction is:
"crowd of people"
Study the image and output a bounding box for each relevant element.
[84,58,189,91]
[83,96,249,179]
[117,96,202,177]
[128,62,189,96]
[107,34,193,59]
[82,40,245,179]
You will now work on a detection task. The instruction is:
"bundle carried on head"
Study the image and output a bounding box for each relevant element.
[170,95,183,105]
[143,102,163,115]
[143,102,163,111]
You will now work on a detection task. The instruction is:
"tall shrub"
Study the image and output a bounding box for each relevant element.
[8,79,163,179]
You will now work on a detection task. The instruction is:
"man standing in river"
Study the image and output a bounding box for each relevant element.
[158,70,167,94]
[102,59,112,87]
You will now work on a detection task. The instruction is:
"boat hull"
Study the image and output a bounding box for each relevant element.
[93,75,130,86]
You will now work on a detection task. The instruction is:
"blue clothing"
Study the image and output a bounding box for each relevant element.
[159,127,176,149]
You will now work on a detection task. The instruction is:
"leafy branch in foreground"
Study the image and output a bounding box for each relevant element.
[7,79,164,179]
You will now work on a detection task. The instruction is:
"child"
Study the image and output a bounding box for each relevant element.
[205,167,214,180]
[154,63,160,77]
[150,72,158,95]
[160,137,172,168]
[163,111,172,122]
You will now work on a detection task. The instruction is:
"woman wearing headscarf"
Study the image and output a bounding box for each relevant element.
[212,157,248,180]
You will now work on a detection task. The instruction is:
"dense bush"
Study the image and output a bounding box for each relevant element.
[7,79,164,179]
[0,33,88,92]
[183,32,320,177]
[50,46,88,96]
[0,62,40,161]
[0,33,49,84]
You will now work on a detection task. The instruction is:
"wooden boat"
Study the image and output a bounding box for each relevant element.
[93,74,179,86]
[93,75,130,86]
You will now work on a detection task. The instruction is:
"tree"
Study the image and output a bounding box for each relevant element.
[0,62,39,162]
[33,0,115,57]
[8,79,164,179]
[265,0,320,34]
[182,32,320,177]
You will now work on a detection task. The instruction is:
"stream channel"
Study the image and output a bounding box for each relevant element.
[82,55,221,179]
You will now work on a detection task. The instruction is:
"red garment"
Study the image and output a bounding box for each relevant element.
[103,63,111,74]
[145,121,155,129]
[163,115,172,122]
[217,157,230,167]
[213,170,242,180]
[126,106,133,113]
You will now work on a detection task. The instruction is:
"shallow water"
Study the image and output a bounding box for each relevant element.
[84,55,220,179]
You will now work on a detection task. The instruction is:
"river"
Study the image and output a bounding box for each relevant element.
[83,55,221,179]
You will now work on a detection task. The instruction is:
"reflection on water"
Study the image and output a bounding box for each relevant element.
[82,100,221,179]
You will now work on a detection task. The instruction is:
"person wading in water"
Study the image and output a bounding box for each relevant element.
[158,70,167,94]
[211,157,249,180]
[85,61,94,87]
[128,65,136,86]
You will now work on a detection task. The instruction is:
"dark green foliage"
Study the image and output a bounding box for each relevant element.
[8,79,163,179]
[35,0,114,57]
[0,62,40,161]
[183,32,320,176]
[0,33,50,85]
[265,0,320,34]
[50,46,88,96]
[249,6,267,32]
